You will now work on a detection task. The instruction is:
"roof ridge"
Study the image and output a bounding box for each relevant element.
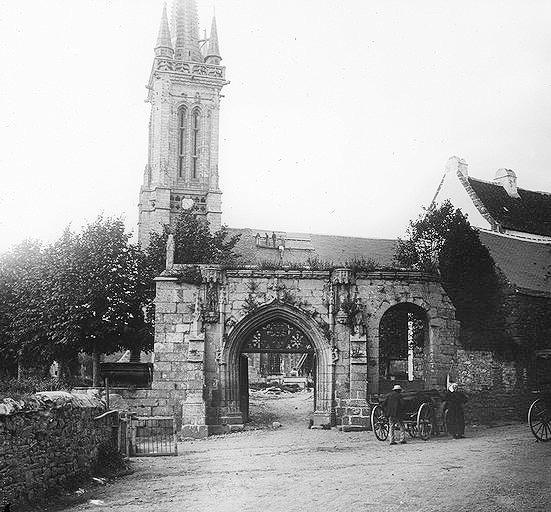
[228,226,398,242]
[468,176,551,197]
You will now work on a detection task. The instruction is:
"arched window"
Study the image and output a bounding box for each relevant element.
[177,107,186,178]
[191,109,200,179]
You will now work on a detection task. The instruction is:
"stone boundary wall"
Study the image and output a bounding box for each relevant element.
[0,391,112,508]
[453,349,532,424]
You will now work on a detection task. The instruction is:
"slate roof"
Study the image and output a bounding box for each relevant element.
[467,178,551,237]
[228,228,398,267]
[478,231,551,297]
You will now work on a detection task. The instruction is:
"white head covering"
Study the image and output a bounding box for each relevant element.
[392,384,402,391]
[448,383,458,392]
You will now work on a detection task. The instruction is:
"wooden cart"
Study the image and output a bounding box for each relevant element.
[370,389,441,442]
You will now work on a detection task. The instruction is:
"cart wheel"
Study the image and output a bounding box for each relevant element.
[405,422,417,438]
[417,402,433,441]
[371,405,389,441]
[528,398,551,442]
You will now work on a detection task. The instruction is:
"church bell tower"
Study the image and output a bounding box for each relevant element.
[138,0,228,245]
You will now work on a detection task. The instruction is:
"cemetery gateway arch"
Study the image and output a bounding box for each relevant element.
[146,264,460,438]
[221,302,333,426]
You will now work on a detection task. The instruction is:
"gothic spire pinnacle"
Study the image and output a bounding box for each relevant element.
[205,14,221,64]
[172,0,202,62]
[155,3,174,57]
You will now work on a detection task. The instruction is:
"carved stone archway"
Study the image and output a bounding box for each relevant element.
[220,302,334,426]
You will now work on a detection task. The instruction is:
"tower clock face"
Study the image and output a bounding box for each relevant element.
[181,198,195,210]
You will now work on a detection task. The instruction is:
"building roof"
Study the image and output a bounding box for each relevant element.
[228,228,398,267]
[478,231,551,297]
[468,178,551,237]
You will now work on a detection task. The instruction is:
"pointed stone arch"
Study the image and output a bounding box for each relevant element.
[219,302,334,426]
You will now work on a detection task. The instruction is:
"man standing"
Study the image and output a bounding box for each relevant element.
[382,384,406,445]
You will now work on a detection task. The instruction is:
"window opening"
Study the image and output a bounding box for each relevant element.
[177,108,186,178]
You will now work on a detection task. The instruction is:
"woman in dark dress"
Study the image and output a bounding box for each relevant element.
[444,383,467,439]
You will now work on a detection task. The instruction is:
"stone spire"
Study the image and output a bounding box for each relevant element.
[155,3,174,58]
[205,15,221,65]
[172,0,203,62]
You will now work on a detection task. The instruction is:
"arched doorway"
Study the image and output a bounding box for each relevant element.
[220,303,333,427]
[378,302,429,393]
[240,320,315,422]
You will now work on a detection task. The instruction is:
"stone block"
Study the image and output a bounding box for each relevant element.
[156,302,177,314]
[152,406,174,416]
[166,333,184,344]
[181,425,209,439]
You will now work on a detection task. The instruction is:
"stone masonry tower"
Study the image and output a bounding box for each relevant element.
[138,0,228,245]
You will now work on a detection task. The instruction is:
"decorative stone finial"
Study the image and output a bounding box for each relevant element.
[155,3,174,59]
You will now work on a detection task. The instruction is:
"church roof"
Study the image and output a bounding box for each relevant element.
[478,231,551,297]
[467,177,551,237]
[228,227,398,267]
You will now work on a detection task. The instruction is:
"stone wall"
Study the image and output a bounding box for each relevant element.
[0,391,113,508]
[452,349,532,424]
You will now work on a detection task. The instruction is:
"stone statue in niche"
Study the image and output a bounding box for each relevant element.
[190,295,203,336]
[204,284,219,323]
[332,346,340,363]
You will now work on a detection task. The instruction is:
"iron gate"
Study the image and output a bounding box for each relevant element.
[128,416,178,457]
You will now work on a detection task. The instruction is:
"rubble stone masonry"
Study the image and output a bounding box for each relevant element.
[0,392,113,508]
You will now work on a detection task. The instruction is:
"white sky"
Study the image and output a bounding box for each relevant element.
[1,0,550,252]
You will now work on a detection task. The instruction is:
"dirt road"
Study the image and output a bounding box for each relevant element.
[58,391,550,512]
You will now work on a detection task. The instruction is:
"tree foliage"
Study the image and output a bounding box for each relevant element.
[0,240,50,377]
[0,216,154,381]
[395,201,513,355]
[147,208,241,274]
[44,217,153,360]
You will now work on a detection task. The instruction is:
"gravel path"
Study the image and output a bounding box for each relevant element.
[57,392,551,512]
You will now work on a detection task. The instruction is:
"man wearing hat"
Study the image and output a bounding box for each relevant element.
[382,384,406,445]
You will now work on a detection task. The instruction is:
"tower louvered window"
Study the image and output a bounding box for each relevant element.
[191,109,200,179]
[177,107,187,178]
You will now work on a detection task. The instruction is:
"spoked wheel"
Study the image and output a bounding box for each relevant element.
[528,398,551,442]
[405,422,418,438]
[371,404,389,441]
[417,402,433,441]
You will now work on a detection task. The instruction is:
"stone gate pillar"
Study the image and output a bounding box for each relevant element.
[181,298,208,439]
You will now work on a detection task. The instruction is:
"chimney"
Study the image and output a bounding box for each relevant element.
[494,168,520,198]
[446,156,468,177]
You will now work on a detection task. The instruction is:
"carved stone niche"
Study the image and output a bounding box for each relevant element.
[201,266,223,284]
[350,333,368,364]
[187,338,205,363]
[201,266,223,323]
[331,268,354,285]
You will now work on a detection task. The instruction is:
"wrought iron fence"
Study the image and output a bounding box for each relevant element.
[94,412,177,457]
[128,416,178,457]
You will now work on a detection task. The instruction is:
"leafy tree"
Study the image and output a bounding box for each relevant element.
[43,216,153,385]
[0,240,51,379]
[394,201,462,273]
[395,201,511,354]
[147,208,241,274]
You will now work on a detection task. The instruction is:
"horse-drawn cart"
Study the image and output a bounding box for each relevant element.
[528,391,551,442]
[370,389,442,442]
